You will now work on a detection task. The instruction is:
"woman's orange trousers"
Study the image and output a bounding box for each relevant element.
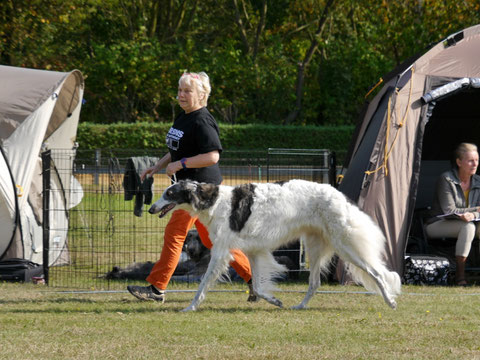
[147,209,252,290]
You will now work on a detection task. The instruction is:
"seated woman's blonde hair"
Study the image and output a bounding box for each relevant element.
[455,142,478,164]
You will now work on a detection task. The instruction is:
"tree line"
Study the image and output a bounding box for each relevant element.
[1,0,479,126]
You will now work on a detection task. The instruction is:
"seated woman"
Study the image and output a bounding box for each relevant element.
[425,142,480,286]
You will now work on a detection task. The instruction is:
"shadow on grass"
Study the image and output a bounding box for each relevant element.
[0,294,353,315]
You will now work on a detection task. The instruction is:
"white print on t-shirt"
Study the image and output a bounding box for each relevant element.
[166,127,184,151]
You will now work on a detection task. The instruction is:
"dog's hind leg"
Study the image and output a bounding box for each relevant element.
[367,265,401,309]
[292,235,334,310]
[181,247,231,312]
[349,263,399,310]
[338,242,400,310]
[249,251,286,308]
[370,267,400,310]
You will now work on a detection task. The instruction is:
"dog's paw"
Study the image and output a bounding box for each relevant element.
[290,304,306,310]
[180,305,197,312]
[270,297,283,308]
[258,295,283,308]
[388,300,397,310]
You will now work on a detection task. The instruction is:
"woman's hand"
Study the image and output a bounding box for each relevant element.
[458,212,476,222]
[166,161,183,177]
[140,166,156,181]
[140,153,171,180]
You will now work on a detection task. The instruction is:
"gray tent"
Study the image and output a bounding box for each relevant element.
[339,24,480,275]
[0,65,84,266]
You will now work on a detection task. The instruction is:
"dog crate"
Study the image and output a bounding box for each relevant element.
[267,148,337,274]
[39,148,336,289]
[266,148,336,185]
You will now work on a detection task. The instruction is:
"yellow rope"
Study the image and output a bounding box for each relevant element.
[396,68,414,128]
[16,184,23,197]
[336,174,344,185]
[365,78,384,99]
[365,67,414,177]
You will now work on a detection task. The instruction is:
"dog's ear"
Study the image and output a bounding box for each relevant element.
[191,183,219,210]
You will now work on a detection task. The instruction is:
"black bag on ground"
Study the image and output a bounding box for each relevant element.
[404,255,450,285]
[0,258,43,282]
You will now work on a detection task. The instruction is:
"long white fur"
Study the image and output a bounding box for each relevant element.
[150,179,401,312]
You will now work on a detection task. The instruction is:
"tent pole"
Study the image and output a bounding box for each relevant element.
[42,150,51,285]
[0,145,22,259]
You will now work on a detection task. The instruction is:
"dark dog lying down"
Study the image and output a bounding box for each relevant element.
[104,230,210,280]
[105,229,297,281]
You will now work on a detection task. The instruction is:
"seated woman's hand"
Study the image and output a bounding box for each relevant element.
[458,212,476,222]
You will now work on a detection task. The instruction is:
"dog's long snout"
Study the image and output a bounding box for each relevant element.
[148,204,158,214]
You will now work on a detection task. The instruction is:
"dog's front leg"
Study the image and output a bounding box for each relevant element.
[248,252,284,308]
[181,248,231,312]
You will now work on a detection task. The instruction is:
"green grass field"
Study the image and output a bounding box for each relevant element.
[30,170,480,359]
[1,282,480,359]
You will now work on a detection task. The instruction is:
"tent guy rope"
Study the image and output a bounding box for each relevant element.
[365,67,415,177]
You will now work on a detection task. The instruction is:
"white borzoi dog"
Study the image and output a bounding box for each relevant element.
[149,179,401,312]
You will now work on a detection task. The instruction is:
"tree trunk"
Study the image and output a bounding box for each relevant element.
[0,1,14,64]
[252,0,267,62]
[283,0,335,125]
[232,0,251,55]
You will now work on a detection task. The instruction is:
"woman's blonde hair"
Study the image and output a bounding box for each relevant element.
[455,142,478,159]
[454,142,478,165]
[179,72,211,106]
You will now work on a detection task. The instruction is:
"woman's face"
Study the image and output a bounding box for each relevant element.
[177,82,203,113]
[457,150,479,176]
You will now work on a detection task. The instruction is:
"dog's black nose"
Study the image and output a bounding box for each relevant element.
[148,206,156,214]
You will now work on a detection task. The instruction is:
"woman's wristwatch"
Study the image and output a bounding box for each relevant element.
[180,157,188,170]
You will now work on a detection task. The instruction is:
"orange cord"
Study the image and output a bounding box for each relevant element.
[364,67,414,177]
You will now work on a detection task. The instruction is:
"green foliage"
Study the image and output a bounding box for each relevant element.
[77,122,171,149]
[76,122,354,153]
[219,123,354,151]
[1,0,480,126]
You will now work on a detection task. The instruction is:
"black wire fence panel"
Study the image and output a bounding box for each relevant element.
[44,148,335,289]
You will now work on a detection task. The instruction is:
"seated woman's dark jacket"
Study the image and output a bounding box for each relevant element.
[427,168,480,224]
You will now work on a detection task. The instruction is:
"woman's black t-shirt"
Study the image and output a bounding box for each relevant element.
[165,107,223,184]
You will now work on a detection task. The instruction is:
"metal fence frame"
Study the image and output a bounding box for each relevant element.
[42,148,336,289]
